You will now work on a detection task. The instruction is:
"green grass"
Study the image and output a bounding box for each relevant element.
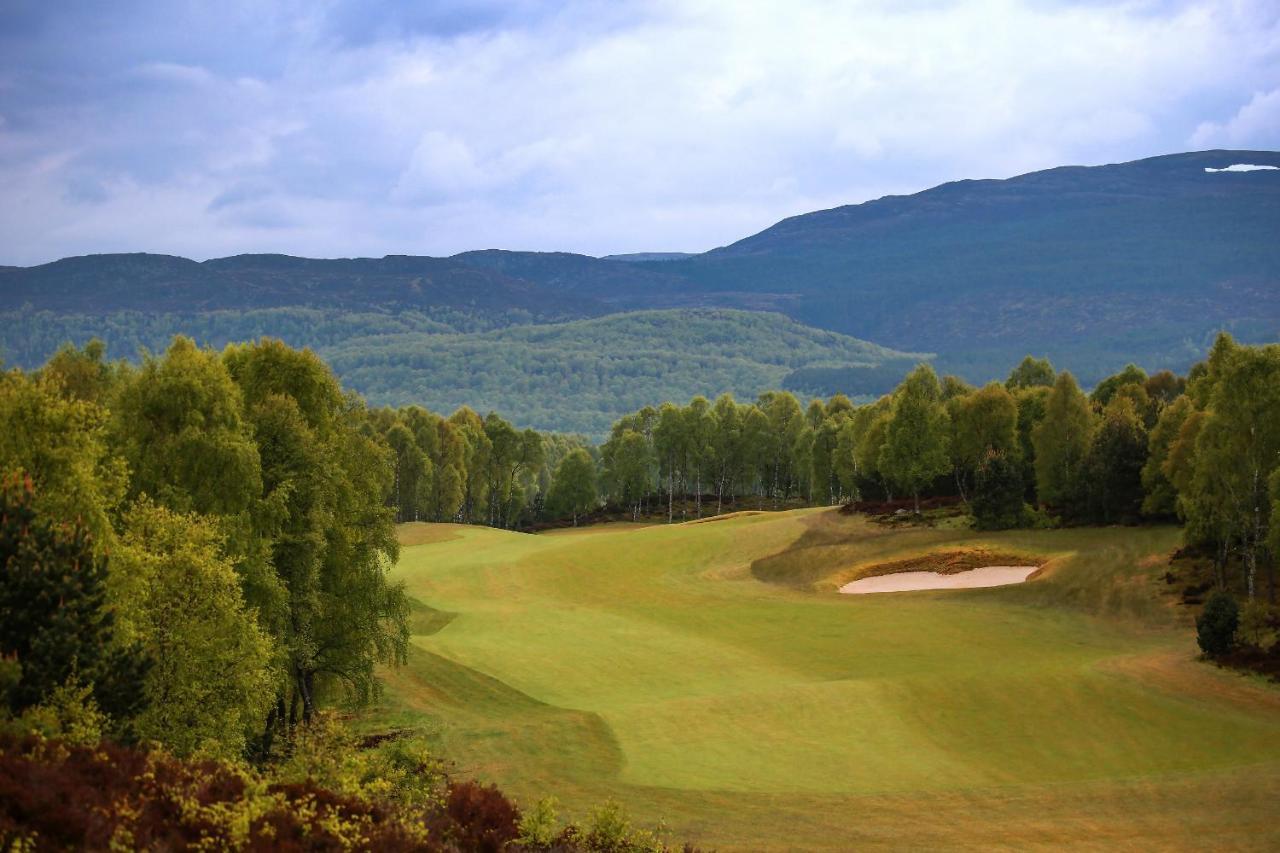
[368,509,1280,850]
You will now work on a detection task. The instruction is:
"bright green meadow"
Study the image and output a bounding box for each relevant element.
[369,509,1280,850]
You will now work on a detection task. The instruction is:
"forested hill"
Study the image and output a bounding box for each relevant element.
[297,309,923,436]
[3,150,1277,385]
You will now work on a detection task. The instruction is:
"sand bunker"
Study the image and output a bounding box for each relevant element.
[839,565,1039,594]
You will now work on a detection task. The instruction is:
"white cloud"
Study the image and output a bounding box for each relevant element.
[1,0,1279,264]
[1191,88,1280,148]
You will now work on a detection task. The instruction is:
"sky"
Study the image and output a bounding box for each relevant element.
[0,0,1277,266]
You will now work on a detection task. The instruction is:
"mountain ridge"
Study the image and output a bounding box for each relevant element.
[3,149,1277,385]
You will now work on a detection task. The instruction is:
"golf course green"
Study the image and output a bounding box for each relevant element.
[371,508,1280,850]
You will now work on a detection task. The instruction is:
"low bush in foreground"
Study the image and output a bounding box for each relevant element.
[0,730,695,852]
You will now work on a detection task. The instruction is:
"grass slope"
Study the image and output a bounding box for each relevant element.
[370,509,1280,850]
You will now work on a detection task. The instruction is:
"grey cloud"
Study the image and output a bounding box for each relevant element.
[0,0,1278,265]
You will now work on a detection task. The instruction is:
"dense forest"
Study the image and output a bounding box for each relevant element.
[3,331,1279,848]
[0,309,921,435]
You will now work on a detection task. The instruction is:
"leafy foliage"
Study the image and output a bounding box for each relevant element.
[1196,592,1239,658]
[0,476,147,723]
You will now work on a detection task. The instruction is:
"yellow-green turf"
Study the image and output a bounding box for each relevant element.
[367,508,1280,850]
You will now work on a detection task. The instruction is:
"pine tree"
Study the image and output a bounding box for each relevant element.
[0,475,148,722]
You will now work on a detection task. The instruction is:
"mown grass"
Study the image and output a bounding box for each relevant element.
[367,508,1280,850]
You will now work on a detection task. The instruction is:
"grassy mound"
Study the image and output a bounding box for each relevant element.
[369,509,1280,850]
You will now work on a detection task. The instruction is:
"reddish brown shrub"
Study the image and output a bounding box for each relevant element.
[442,780,520,852]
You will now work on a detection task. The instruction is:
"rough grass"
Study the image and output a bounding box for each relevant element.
[371,509,1280,850]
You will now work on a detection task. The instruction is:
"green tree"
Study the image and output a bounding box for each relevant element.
[224,340,406,739]
[653,403,688,522]
[1191,341,1280,599]
[448,407,492,524]
[112,337,262,517]
[0,370,127,547]
[1082,396,1148,524]
[382,418,430,523]
[603,429,652,519]
[878,365,951,512]
[1005,355,1055,390]
[420,414,466,522]
[683,396,715,517]
[708,394,745,514]
[756,391,805,505]
[1141,395,1194,517]
[853,400,892,499]
[1032,372,1096,516]
[949,382,1019,506]
[0,476,148,726]
[109,500,274,757]
[39,339,116,404]
[1090,363,1148,408]
[970,450,1026,530]
[547,449,598,526]
[1012,386,1050,502]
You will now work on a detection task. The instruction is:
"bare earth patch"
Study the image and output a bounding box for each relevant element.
[840,565,1041,594]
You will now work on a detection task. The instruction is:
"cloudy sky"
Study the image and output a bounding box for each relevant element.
[0,0,1277,265]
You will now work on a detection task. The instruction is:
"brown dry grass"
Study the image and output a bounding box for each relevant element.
[396,522,467,547]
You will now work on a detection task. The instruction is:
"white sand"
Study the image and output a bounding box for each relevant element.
[838,565,1039,594]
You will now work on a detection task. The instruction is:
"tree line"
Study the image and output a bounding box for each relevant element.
[584,336,1279,602]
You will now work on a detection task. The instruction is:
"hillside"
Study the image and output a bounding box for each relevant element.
[0,252,595,317]
[3,150,1277,387]
[0,306,918,434]
[665,149,1280,379]
[324,309,923,435]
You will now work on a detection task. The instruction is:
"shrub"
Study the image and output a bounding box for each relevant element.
[562,799,666,853]
[1238,600,1278,652]
[443,780,520,852]
[517,796,562,849]
[1196,591,1240,658]
[273,713,446,810]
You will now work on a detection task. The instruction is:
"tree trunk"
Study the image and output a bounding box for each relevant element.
[914,490,921,514]
[295,664,316,724]
[668,465,674,524]
[954,469,969,507]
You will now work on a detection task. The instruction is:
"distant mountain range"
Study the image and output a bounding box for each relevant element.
[2,149,1277,422]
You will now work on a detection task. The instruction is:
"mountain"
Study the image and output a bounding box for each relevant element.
[2,150,1277,388]
[663,149,1280,379]
[1,252,595,317]
[600,252,697,262]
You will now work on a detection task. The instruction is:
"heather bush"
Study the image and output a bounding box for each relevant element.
[442,779,521,852]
